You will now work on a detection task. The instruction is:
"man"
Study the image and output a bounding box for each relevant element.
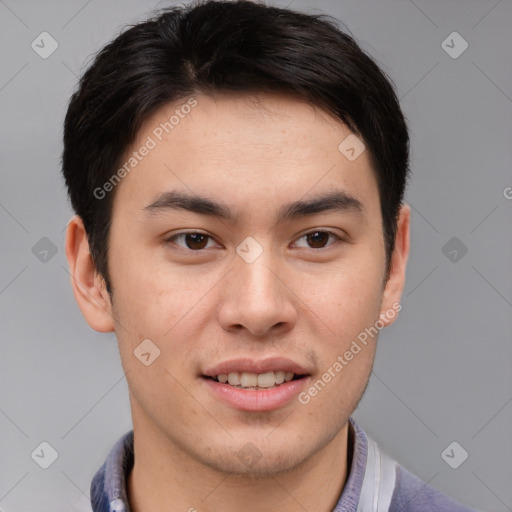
[62,1,480,510]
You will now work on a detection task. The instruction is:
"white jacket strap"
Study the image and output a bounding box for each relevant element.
[356,438,397,512]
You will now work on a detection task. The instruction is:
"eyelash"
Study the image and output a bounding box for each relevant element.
[164,230,343,252]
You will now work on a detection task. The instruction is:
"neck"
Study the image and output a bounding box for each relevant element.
[127,418,352,512]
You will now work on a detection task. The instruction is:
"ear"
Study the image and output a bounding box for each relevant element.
[379,203,410,327]
[64,215,115,332]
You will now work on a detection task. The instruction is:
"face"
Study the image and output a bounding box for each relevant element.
[68,92,409,477]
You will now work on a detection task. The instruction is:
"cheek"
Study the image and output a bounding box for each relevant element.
[109,241,182,323]
[109,251,214,373]
[304,254,384,336]
[298,267,382,413]
[110,265,201,417]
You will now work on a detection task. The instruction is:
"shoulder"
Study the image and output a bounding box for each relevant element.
[349,418,482,512]
[389,463,481,512]
[90,460,109,511]
[90,430,134,512]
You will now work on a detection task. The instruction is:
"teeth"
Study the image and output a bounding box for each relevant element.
[240,372,258,387]
[227,372,241,386]
[215,371,297,388]
[257,372,275,388]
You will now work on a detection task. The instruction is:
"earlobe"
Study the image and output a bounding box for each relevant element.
[65,215,115,333]
[379,203,410,327]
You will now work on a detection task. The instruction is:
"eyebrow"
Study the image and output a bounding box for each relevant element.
[143,189,365,224]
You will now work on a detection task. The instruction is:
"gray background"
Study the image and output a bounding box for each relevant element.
[1,0,511,511]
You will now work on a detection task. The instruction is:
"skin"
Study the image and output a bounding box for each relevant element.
[65,92,410,512]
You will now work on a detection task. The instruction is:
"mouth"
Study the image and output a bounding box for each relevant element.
[200,357,312,411]
[202,371,309,390]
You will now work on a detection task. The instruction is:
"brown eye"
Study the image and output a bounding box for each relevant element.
[306,231,330,249]
[184,233,209,250]
[166,232,215,250]
[295,230,340,250]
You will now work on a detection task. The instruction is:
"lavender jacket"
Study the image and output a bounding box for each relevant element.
[90,417,481,512]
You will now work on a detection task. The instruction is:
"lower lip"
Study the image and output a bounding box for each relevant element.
[202,376,310,411]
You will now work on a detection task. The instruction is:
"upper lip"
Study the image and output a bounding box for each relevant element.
[202,357,311,377]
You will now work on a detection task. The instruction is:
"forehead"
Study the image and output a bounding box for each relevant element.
[111,92,379,221]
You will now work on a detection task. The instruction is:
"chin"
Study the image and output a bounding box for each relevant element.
[194,437,316,478]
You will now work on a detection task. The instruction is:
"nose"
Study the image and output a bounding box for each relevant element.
[217,241,298,338]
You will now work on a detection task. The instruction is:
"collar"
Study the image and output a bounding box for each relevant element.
[91,417,397,512]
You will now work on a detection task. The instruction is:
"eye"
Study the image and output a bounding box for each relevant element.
[165,232,219,251]
[293,230,341,250]
[165,229,343,252]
